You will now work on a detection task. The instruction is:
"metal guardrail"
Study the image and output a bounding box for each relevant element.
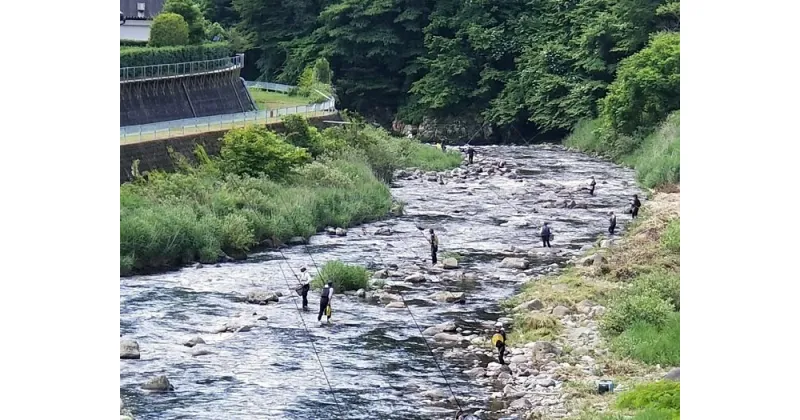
[243,81,294,93]
[120,54,245,82]
[120,98,337,144]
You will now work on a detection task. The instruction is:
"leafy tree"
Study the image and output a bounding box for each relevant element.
[314,58,333,84]
[164,0,208,44]
[600,31,680,137]
[282,115,328,157]
[219,126,311,178]
[149,13,190,47]
[200,0,240,28]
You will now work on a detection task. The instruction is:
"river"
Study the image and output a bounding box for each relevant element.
[120,144,642,420]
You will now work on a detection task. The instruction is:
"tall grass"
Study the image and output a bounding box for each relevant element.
[661,218,680,254]
[311,260,370,291]
[611,312,680,366]
[564,111,679,189]
[616,380,680,414]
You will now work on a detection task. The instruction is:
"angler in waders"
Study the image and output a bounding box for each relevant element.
[631,194,642,218]
[589,176,596,195]
[467,146,475,164]
[428,229,439,265]
[318,281,334,325]
[608,212,617,235]
[540,222,552,248]
[295,267,312,310]
[492,322,507,364]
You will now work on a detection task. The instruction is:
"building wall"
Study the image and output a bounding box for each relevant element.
[120,20,151,41]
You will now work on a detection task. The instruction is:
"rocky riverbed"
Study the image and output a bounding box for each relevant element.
[120,144,642,419]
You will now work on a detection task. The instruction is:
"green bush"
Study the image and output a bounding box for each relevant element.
[314,58,333,84]
[630,112,680,188]
[661,217,680,254]
[120,43,232,68]
[629,270,680,311]
[149,13,190,47]
[282,115,328,157]
[616,381,680,413]
[311,260,370,292]
[163,0,207,44]
[600,32,680,139]
[601,293,673,336]
[611,312,680,366]
[219,126,311,179]
[120,40,148,47]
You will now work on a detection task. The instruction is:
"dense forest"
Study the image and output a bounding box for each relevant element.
[198,0,679,140]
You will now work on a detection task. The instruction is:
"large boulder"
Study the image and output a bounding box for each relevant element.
[432,333,464,343]
[404,273,427,283]
[664,367,680,382]
[335,228,348,237]
[141,375,174,392]
[422,322,458,336]
[191,346,214,357]
[386,302,406,309]
[120,340,140,360]
[429,291,466,304]
[183,337,205,348]
[442,258,459,269]
[287,236,306,245]
[531,341,561,360]
[552,305,571,317]
[246,291,279,305]
[580,253,606,267]
[374,227,393,236]
[500,257,529,269]
[514,299,544,312]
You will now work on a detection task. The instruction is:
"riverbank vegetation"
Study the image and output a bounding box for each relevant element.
[311,260,370,292]
[120,116,462,275]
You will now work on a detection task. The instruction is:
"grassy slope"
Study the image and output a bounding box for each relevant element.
[248,88,314,110]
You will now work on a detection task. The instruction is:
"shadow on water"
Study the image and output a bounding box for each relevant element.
[120,145,641,419]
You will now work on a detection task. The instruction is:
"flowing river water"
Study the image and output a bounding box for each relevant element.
[120,144,642,420]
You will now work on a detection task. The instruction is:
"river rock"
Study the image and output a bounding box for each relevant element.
[356,288,366,298]
[664,367,680,381]
[442,258,459,269]
[121,416,134,420]
[536,378,556,387]
[335,228,348,236]
[246,291,279,305]
[576,300,595,314]
[532,341,560,359]
[552,305,571,317]
[500,257,529,269]
[510,355,529,364]
[404,273,427,283]
[287,236,306,245]
[429,291,466,303]
[120,340,140,360]
[191,346,214,357]
[509,397,531,410]
[386,302,406,309]
[374,227,393,236]
[433,333,464,343]
[515,299,544,312]
[465,367,486,378]
[183,336,205,348]
[141,375,174,392]
[580,253,606,266]
[423,321,458,336]
[377,292,402,302]
[600,239,615,248]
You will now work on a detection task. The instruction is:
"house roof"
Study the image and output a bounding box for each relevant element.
[120,0,165,19]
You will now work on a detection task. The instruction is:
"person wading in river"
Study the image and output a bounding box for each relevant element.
[467,146,475,164]
[608,211,617,235]
[428,229,439,265]
[589,176,596,195]
[540,222,552,248]
[492,322,507,364]
[631,194,642,218]
[296,267,311,311]
[318,281,334,325]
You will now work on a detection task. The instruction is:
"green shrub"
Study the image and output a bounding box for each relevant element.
[219,126,311,179]
[601,293,673,336]
[282,115,328,157]
[629,270,680,311]
[600,32,680,138]
[314,58,333,84]
[616,381,680,413]
[120,43,232,68]
[631,112,680,188]
[120,40,148,47]
[611,312,680,366]
[149,13,190,47]
[163,0,207,44]
[311,260,370,292]
[661,217,680,254]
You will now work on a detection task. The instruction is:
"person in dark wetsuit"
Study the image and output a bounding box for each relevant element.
[540,222,552,248]
[492,322,507,364]
[467,147,475,164]
[297,267,311,310]
[589,176,596,195]
[631,194,642,218]
[428,229,439,264]
[608,212,617,235]
[318,281,334,324]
